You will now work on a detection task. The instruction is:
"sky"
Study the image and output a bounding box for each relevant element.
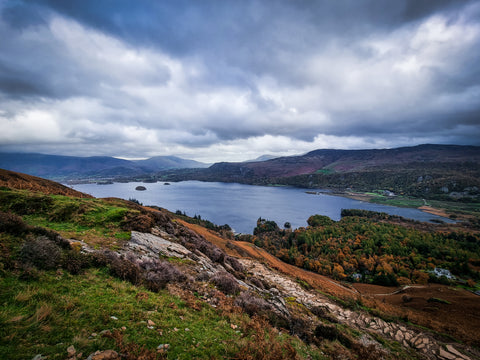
[0,0,479,163]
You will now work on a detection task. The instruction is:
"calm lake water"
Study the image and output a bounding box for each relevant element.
[71,181,452,234]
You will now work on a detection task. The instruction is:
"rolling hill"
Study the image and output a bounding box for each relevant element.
[171,144,480,199]
[0,152,209,180]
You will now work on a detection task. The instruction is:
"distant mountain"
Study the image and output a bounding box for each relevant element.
[133,156,210,170]
[203,144,480,178]
[168,144,480,199]
[0,153,209,180]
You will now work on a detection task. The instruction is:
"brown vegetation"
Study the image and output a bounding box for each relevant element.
[354,283,480,347]
[0,169,91,198]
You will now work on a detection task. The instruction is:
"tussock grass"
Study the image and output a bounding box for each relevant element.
[0,188,133,247]
[0,268,320,359]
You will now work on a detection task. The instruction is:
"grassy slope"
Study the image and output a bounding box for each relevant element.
[0,187,323,360]
[1,267,311,360]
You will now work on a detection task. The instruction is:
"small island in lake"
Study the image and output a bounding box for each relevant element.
[135,185,147,191]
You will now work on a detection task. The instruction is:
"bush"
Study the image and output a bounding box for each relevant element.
[107,253,141,285]
[311,306,338,323]
[0,211,29,235]
[20,236,61,270]
[211,271,240,295]
[61,250,92,275]
[7,194,54,215]
[234,291,271,316]
[314,323,340,341]
[226,256,244,272]
[138,258,187,291]
[121,213,155,232]
[249,276,265,290]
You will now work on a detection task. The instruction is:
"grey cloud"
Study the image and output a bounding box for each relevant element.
[0,0,479,161]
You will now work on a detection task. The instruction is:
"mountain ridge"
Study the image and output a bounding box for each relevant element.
[0,152,209,179]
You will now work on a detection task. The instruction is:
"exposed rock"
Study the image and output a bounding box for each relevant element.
[446,345,471,360]
[32,355,46,360]
[157,343,170,353]
[129,231,191,259]
[438,347,457,360]
[67,345,76,357]
[135,186,146,191]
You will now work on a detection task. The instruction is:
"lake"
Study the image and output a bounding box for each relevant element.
[71,181,452,234]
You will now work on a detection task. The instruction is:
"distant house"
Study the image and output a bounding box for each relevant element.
[382,190,396,197]
[351,273,362,281]
[433,267,455,280]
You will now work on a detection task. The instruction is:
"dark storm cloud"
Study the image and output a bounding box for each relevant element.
[0,0,479,161]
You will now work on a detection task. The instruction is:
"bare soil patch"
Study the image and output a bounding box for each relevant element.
[418,205,450,219]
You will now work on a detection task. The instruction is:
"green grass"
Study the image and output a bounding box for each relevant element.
[428,200,480,218]
[0,268,325,359]
[369,196,426,208]
[0,189,134,246]
[0,268,239,359]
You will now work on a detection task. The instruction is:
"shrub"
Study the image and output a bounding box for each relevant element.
[20,236,61,270]
[211,271,240,295]
[30,227,70,249]
[311,306,338,323]
[226,256,244,272]
[249,276,265,290]
[289,316,314,343]
[121,213,154,232]
[7,194,54,215]
[234,291,271,316]
[196,272,211,282]
[90,251,110,267]
[314,323,340,341]
[138,258,187,292]
[0,211,29,235]
[61,250,91,275]
[108,253,141,285]
[205,247,225,263]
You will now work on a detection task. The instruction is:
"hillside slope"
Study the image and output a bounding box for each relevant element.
[0,172,478,359]
[203,144,480,178]
[168,144,480,199]
[0,168,92,198]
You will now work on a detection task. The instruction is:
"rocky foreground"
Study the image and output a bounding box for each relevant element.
[69,222,476,360]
